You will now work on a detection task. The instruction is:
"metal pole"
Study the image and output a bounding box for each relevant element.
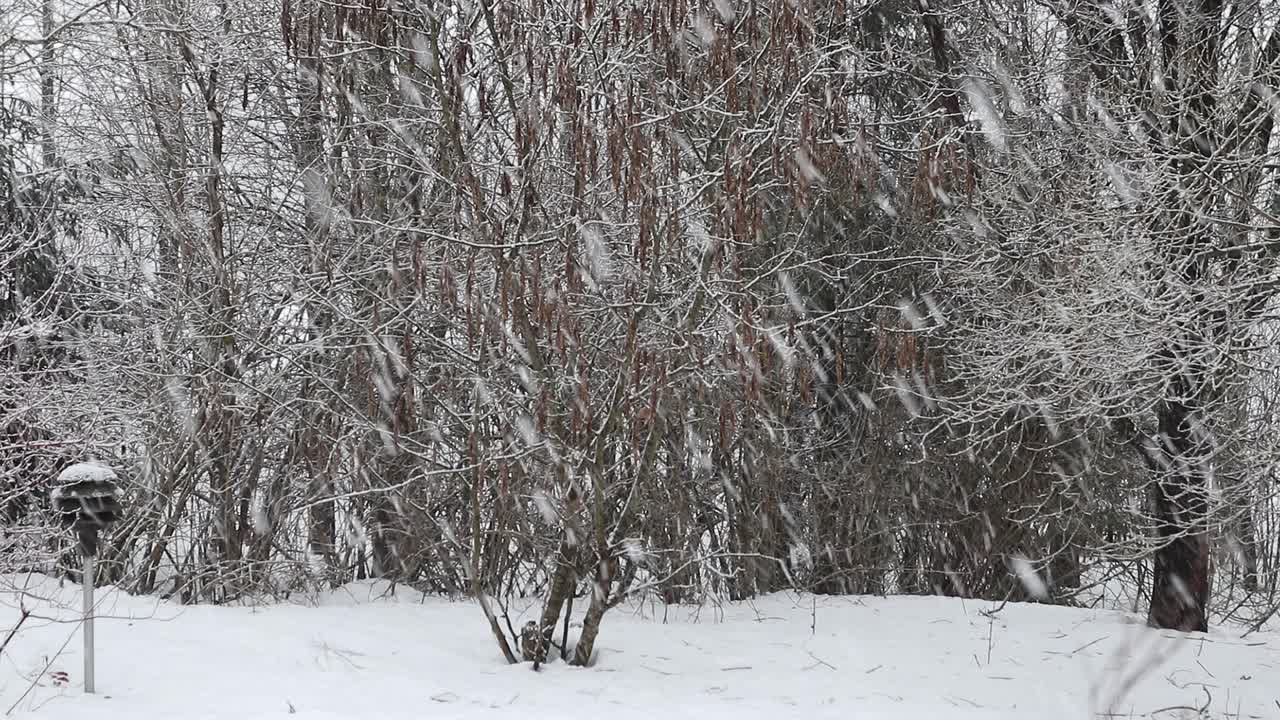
[83,552,95,694]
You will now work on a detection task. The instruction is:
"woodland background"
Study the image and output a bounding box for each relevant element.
[3,0,1280,664]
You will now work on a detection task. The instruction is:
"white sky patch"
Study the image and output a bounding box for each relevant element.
[779,271,806,316]
[856,391,877,411]
[577,220,613,285]
[963,76,1007,152]
[713,0,736,24]
[992,58,1027,115]
[410,32,438,73]
[874,192,898,217]
[514,412,540,448]
[532,490,557,525]
[922,292,947,327]
[301,168,338,230]
[621,538,649,564]
[1104,162,1139,205]
[795,147,825,183]
[911,369,936,412]
[691,12,716,46]
[891,372,922,417]
[1088,92,1123,137]
[898,299,927,330]
[766,326,796,369]
[252,504,271,535]
[790,542,813,570]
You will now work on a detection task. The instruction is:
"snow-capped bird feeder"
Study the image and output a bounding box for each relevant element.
[50,463,122,695]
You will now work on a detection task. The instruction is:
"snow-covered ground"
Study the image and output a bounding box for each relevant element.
[0,575,1275,719]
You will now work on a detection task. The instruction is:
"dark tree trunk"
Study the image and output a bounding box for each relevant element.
[1148,515,1209,632]
[570,561,611,667]
[1144,398,1211,632]
[536,540,578,659]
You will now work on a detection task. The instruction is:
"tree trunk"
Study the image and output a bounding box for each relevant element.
[39,0,57,170]
[1148,517,1209,633]
[536,540,578,660]
[571,561,612,667]
[1144,400,1211,632]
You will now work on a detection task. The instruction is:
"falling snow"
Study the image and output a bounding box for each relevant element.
[2,0,1278,717]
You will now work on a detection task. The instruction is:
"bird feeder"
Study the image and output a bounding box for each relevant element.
[51,463,122,694]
